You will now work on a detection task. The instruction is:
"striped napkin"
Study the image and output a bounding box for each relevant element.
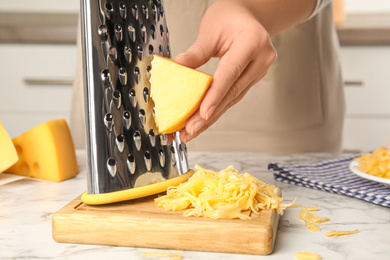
[268,154,390,207]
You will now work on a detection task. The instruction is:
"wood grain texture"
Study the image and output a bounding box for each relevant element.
[52,195,280,255]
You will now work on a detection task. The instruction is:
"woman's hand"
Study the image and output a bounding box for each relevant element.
[175,0,277,143]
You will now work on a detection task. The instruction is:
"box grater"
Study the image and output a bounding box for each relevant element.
[80,0,190,202]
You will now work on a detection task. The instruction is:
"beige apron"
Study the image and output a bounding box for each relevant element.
[70,0,345,153]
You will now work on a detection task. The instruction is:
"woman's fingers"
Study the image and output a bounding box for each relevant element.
[182,42,275,142]
[174,1,277,143]
[198,47,252,120]
[180,81,253,143]
[175,41,212,69]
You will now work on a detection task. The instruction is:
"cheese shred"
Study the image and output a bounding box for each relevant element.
[325,229,359,237]
[295,252,322,260]
[155,165,295,220]
[298,207,330,232]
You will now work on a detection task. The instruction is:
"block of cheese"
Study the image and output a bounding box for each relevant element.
[6,119,78,182]
[150,55,213,133]
[0,121,18,173]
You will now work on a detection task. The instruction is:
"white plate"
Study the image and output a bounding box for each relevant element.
[349,160,390,188]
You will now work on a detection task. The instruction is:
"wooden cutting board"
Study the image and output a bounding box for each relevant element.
[52,194,280,255]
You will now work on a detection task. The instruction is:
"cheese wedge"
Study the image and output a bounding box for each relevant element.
[6,119,78,182]
[150,55,213,133]
[0,121,18,173]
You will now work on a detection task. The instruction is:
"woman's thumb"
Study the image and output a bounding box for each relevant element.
[175,41,211,69]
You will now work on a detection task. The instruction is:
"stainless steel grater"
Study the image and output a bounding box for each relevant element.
[80,0,189,196]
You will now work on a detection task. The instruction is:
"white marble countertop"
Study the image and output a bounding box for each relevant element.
[1,150,389,260]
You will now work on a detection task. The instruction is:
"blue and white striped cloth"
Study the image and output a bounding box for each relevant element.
[268,154,390,207]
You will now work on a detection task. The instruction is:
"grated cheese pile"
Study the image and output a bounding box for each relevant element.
[155,164,295,220]
[355,145,390,179]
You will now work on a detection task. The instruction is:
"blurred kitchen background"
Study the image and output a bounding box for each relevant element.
[0,0,389,153]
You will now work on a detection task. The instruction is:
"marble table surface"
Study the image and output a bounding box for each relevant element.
[1,150,389,260]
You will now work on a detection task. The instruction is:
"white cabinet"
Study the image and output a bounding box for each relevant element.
[340,46,390,151]
[0,0,79,13]
[0,1,79,138]
[345,0,390,13]
[0,44,77,137]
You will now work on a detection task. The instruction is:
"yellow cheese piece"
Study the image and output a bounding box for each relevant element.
[302,207,319,211]
[295,252,322,260]
[325,229,359,237]
[6,119,78,182]
[287,204,302,208]
[155,165,295,220]
[0,121,18,173]
[298,207,330,232]
[305,221,322,232]
[150,55,213,134]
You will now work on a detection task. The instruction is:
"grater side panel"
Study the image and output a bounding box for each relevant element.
[81,0,102,193]
[80,0,189,195]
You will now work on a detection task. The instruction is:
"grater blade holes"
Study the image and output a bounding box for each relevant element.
[137,45,143,60]
[160,134,168,145]
[159,24,164,37]
[124,45,132,63]
[144,151,151,171]
[133,130,142,151]
[116,134,125,153]
[129,88,137,107]
[101,69,111,87]
[119,67,127,85]
[139,109,146,128]
[148,45,154,55]
[166,44,170,56]
[150,24,156,39]
[158,45,164,56]
[107,157,117,177]
[104,113,114,132]
[108,47,117,63]
[140,24,147,43]
[141,4,149,19]
[158,149,165,167]
[151,3,157,22]
[119,2,127,19]
[123,110,131,130]
[127,154,136,174]
[104,2,113,20]
[114,24,123,42]
[149,129,156,147]
[134,67,140,84]
[131,2,138,20]
[143,87,149,103]
[128,25,136,42]
[98,25,108,42]
[170,146,176,164]
[112,90,122,109]
[159,2,164,17]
